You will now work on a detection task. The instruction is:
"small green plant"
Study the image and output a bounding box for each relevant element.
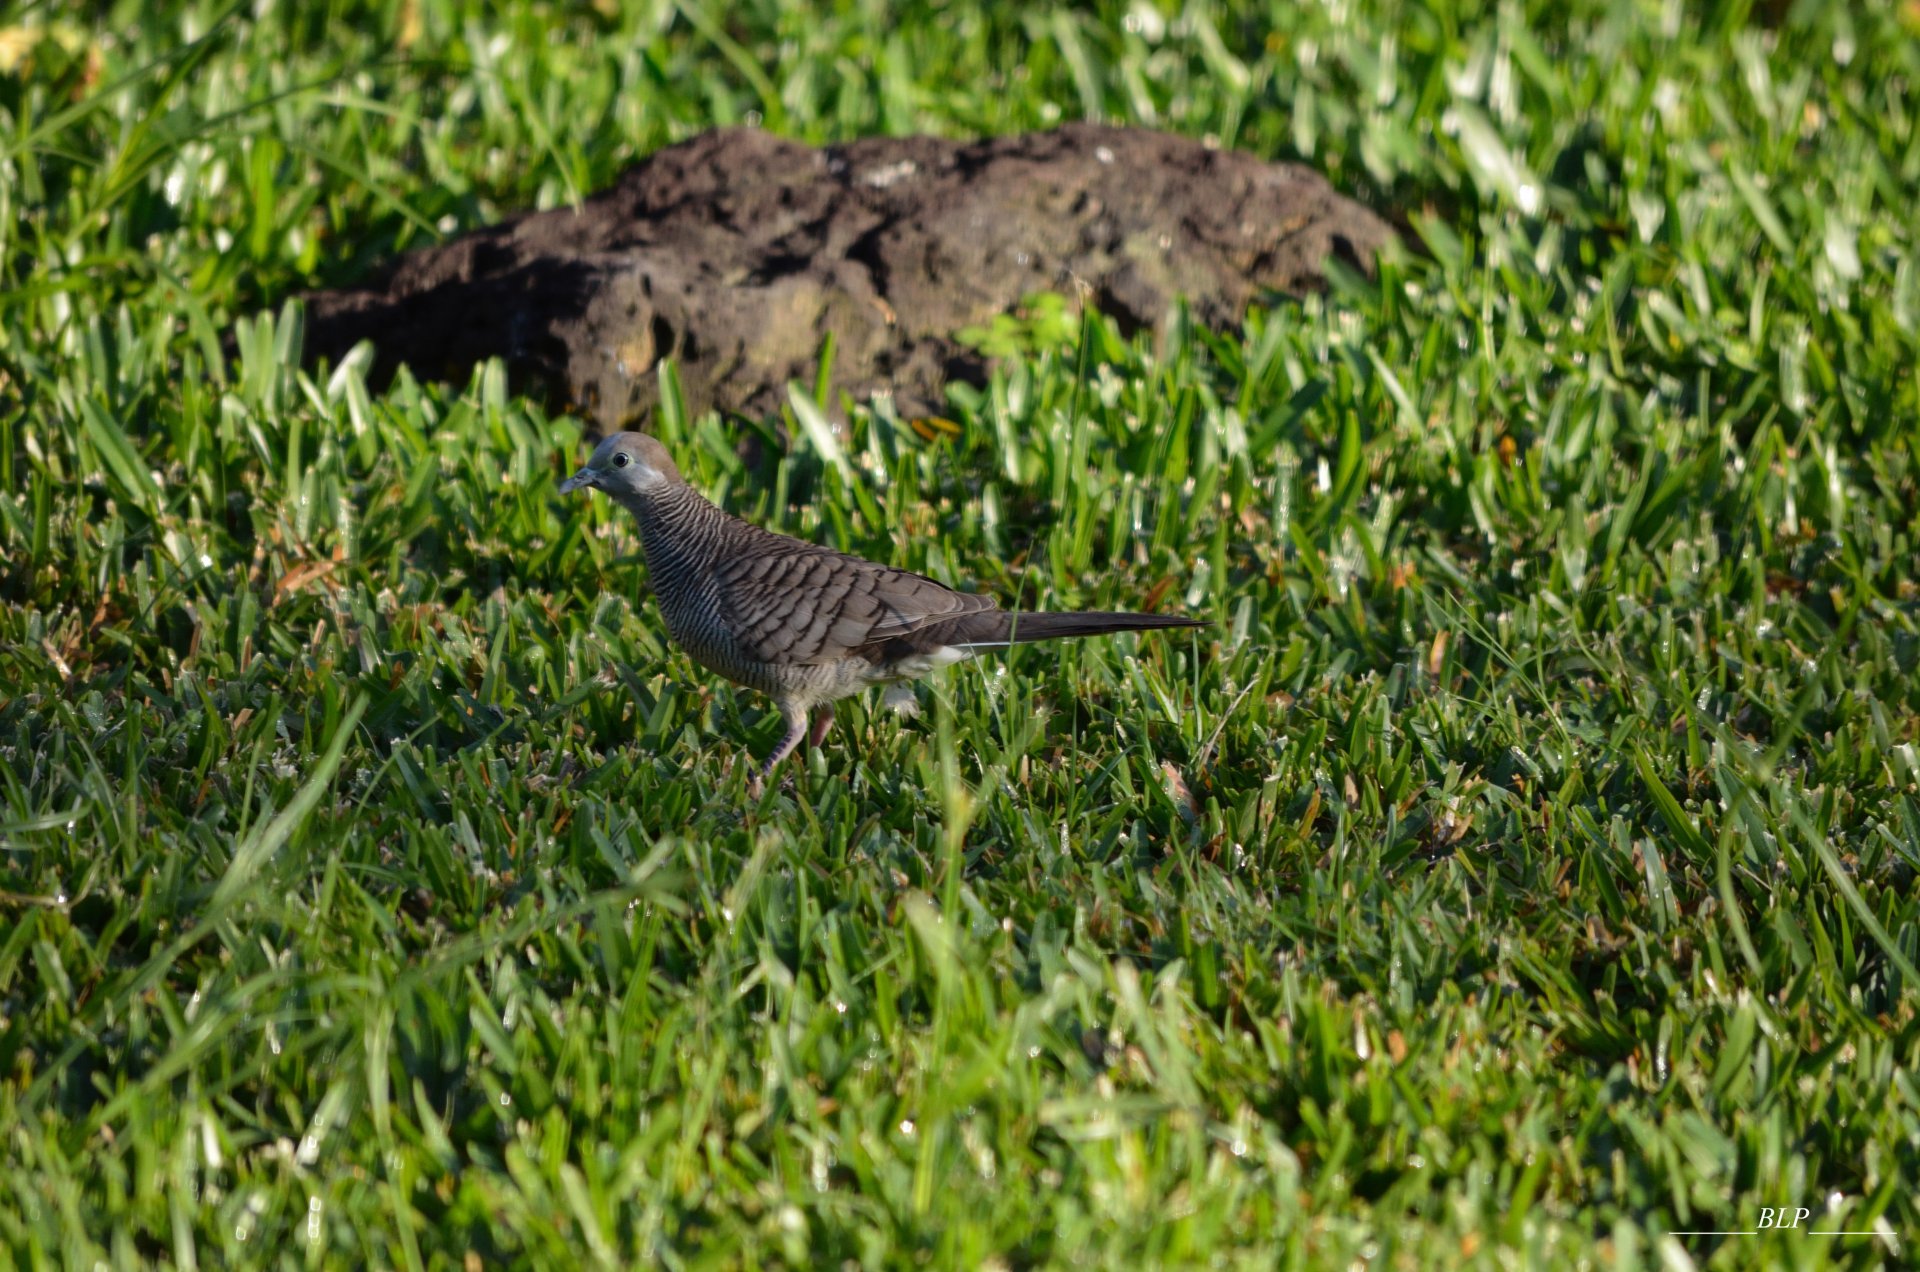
[955,289,1082,357]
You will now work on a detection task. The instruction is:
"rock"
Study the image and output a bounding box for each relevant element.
[302,124,1395,428]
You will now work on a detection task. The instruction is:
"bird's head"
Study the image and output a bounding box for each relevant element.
[558,431,683,498]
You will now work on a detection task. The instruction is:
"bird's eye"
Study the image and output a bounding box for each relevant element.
[613,453,630,468]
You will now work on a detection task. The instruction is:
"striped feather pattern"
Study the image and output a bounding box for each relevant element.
[604,460,1199,715]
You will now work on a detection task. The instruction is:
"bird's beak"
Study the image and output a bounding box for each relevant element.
[558,467,597,494]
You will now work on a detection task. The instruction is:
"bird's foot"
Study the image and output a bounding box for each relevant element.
[749,713,808,798]
[746,760,794,801]
[734,753,767,800]
[882,684,921,718]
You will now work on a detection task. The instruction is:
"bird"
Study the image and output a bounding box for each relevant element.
[558,431,1204,786]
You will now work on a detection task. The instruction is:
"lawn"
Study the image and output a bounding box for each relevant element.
[3,0,1920,1267]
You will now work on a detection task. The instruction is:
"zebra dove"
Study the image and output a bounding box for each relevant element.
[559,432,1203,782]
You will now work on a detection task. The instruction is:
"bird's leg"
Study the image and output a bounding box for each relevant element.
[751,705,808,796]
[807,702,835,748]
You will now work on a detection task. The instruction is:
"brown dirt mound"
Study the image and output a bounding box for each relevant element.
[303,123,1395,428]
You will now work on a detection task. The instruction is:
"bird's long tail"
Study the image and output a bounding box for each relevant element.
[936,610,1204,649]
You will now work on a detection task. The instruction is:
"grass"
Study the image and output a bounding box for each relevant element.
[3,0,1920,1266]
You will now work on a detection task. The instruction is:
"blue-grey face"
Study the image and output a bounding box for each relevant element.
[558,432,681,497]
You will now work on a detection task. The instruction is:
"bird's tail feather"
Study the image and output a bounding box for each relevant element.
[942,610,1204,648]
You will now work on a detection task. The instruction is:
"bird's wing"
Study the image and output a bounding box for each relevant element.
[711,529,997,667]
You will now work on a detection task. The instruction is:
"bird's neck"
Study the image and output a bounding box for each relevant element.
[616,483,733,579]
